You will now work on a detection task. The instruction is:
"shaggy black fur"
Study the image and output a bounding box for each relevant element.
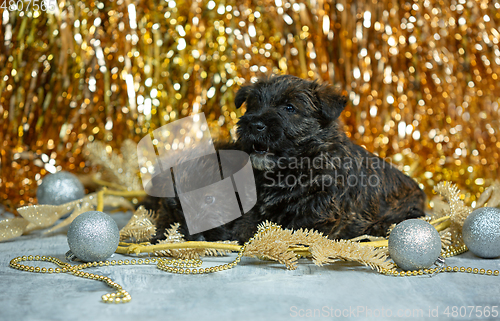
[143,75,426,244]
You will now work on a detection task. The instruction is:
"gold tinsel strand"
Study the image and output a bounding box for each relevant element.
[1,0,500,213]
[433,181,472,246]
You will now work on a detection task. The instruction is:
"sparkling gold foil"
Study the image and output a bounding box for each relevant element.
[1,0,499,213]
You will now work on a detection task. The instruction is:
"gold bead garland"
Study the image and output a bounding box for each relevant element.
[380,265,500,278]
[9,255,133,303]
[9,244,499,304]
[8,227,259,303]
[441,244,468,258]
[381,244,500,277]
[8,251,247,303]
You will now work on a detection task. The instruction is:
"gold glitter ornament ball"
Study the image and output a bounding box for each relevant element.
[389,219,442,271]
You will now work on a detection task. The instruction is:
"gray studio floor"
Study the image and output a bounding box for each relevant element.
[1,210,499,321]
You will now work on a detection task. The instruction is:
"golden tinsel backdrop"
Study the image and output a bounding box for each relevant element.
[1,0,500,212]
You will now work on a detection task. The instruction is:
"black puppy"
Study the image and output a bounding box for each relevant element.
[145,75,426,243]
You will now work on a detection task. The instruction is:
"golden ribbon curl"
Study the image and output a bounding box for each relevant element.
[0,192,134,242]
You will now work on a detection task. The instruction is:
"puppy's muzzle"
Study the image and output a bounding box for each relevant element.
[250,121,267,133]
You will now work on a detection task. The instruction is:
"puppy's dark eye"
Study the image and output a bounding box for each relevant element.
[205,196,215,204]
[284,105,296,113]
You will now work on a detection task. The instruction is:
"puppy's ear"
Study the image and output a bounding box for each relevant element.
[313,83,347,124]
[235,85,253,109]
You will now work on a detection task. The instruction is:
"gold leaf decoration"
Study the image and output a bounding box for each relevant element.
[154,223,237,259]
[83,139,141,191]
[310,238,393,272]
[243,221,325,270]
[439,229,452,251]
[120,206,158,242]
[434,182,472,225]
[163,223,184,243]
[433,181,473,245]
[243,221,392,272]
[203,245,239,257]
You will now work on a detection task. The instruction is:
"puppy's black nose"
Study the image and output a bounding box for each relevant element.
[251,122,266,133]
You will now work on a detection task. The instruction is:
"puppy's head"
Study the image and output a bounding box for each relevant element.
[234,75,347,170]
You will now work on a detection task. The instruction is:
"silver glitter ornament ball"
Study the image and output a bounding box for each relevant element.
[37,171,85,205]
[388,219,442,271]
[67,211,120,262]
[462,207,500,259]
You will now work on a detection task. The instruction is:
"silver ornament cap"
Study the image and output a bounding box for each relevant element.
[389,219,442,271]
[462,207,500,259]
[37,171,85,205]
[67,211,120,262]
